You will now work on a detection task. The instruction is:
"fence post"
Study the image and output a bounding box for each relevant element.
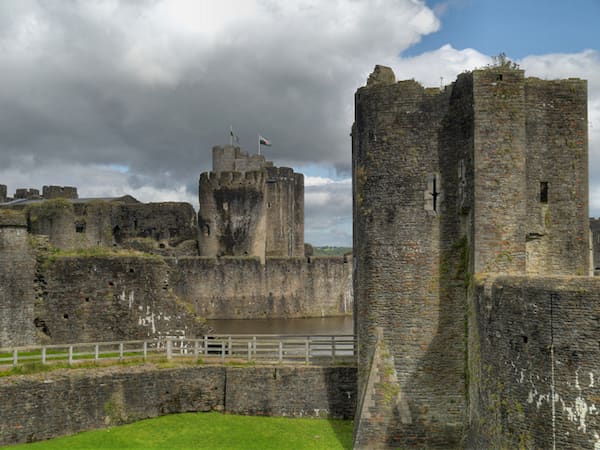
[247,341,252,361]
[143,341,148,360]
[68,346,73,365]
[204,336,208,356]
[253,336,256,359]
[221,341,225,360]
[94,344,99,362]
[278,341,283,362]
[305,337,310,365]
[41,346,46,365]
[228,336,232,358]
[331,336,336,364]
[12,348,17,367]
[119,342,124,361]
[166,339,173,361]
[194,340,199,361]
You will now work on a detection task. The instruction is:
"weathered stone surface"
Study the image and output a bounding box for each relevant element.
[199,145,304,261]
[0,364,357,446]
[0,213,36,347]
[468,275,600,450]
[35,255,206,343]
[171,256,353,319]
[353,65,590,448]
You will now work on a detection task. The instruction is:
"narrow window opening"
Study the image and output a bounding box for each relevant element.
[496,74,503,81]
[424,173,441,212]
[432,176,439,211]
[75,222,86,233]
[540,182,548,203]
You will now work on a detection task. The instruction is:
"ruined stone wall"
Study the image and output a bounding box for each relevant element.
[14,188,40,199]
[472,68,528,273]
[353,72,466,448]
[171,256,352,319]
[468,275,600,449]
[0,184,6,203]
[35,255,205,343]
[212,145,272,173]
[42,185,78,199]
[0,211,36,347]
[198,171,267,259]
[525,79,589,275]
[25,200,198,256]
[265,167,304,257]
[0,365,356,446]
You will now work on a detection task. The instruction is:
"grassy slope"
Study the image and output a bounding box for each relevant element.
[312,247,352,257]
[11,412,353,450]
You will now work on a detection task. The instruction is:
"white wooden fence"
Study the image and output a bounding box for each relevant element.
[0,335,355,368]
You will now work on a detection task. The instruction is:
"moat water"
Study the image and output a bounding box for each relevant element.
[205,316,353,335]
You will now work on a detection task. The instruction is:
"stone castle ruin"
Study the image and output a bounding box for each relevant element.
[352,65,600,448]
[198,145,304,261]
[0,147,352,348]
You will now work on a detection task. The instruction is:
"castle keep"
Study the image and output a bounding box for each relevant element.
[353,65,598,448]
[198,145,304,261]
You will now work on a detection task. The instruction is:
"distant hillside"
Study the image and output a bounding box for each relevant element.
[312,246,352,256]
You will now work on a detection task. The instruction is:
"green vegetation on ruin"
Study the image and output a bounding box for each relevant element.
[10,412,353,450]
[312,246,352,257]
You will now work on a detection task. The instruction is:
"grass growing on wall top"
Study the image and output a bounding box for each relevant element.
[11,412,353,450]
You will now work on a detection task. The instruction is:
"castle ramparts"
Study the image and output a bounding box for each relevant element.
[353,65,596,449]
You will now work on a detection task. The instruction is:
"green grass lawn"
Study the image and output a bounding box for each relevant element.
[9,412,353,450]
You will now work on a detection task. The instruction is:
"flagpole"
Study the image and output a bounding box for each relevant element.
[230,125,233,146]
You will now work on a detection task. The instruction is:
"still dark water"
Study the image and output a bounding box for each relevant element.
[205,316,353,335]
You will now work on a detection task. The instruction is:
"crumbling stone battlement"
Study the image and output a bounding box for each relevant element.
[199,145,304,261]
[212,144,274,173]
[353,64,591,449]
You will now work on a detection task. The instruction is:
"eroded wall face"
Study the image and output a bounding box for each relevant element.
[26,200,198,256]
[469,276,600,449]
[353,80,465,448]
[0,223,36,347]
[472,69,528,273]
[171,256,352,319]
[198,171,267,259]
[525,79,589,275]
[35,256,204,343]
[0,365,356,446]
[265,167,304,257]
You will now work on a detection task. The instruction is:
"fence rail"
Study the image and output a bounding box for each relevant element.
[0,335,355,368]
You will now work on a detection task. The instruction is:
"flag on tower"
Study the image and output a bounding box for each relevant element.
[229,126,239,145]
[259,135,272,147]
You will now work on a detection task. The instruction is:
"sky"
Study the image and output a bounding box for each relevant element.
[0,0,599,246]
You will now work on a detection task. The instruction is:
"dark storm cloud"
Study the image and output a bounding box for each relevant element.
[0,0,438,193]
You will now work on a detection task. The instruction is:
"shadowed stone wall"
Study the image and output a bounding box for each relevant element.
[0,211,36,347]
[352,65,590,448]
[468,275,600,449]
[0,365,356,446]
[171,256,352,319]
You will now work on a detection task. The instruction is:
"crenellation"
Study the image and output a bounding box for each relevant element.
[199,145,304,261]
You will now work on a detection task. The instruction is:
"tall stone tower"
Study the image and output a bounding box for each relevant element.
[352,65,588,448]
[198,145,304,261]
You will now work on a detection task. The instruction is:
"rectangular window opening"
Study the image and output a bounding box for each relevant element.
[540,182,548,203]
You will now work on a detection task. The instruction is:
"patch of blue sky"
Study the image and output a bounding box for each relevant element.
[404,0,600,59]
[107,164,130,174]
[296,163,348,181]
